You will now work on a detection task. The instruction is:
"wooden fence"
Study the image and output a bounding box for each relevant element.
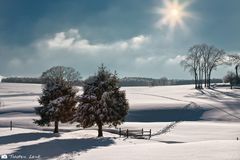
[119,128,151,139]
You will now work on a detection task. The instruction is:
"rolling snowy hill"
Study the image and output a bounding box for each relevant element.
[0,83,240,160]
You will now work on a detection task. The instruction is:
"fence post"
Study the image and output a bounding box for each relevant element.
[119,128,121,137]
[127,129,129,138]
[149,129,151,139]
[10,121,12,131]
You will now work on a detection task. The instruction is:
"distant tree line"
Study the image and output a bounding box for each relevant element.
[1,77,82,85]
[1,76,222,86]
[1,77,42,84]
[120,77,222,86]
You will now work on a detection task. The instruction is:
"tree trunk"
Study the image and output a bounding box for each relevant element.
[195,77,197,89]
[235,65,239,79]
[208,75,210,88]
[208,69,212,88]
[206,68,209,88]
[198,66,201,89]
[201,69,203,89]
[236,65,239,85]
[196,72,199,89]
[204,69,207,88]
[54,120,59,133]
[194,72,197,89]
[97,123,103,137]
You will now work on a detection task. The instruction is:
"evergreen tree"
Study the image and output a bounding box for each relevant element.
[34,66,80,133]
[73,64,129,137]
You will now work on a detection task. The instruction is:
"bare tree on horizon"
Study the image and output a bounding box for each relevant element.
[181,44,225,89]
[228,54,240,83]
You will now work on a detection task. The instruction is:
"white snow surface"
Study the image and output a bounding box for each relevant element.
[0,75,5,82]
[0,83,240,160]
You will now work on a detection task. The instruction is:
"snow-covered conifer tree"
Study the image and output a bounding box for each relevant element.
[73,64,129,137]
[34,66,80,133]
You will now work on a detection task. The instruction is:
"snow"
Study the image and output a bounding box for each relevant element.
[123,85,240,122]
[0,75,6,82]
[0,125,239,160]
[0,83,240,159]
[50,96,67,106]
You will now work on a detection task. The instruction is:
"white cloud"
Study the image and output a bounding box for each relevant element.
[38,29,150,54]
[130,35,150,49]
[48,32,75,48]
[166,55,186,64]
[135,55,165,64]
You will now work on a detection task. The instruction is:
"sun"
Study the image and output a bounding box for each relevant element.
[156,0,192,30]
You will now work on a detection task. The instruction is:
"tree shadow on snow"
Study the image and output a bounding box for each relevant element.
[0,93,41,98]
[210,88,240,98]
[157,140,184,144]
[185,89,225,100]
[185,89,240,121]
[126,107,209,122]
[0,132,56,145]
[186,88,240,100]
[11,138,114,159]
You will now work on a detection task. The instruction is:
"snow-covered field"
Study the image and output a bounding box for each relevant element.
[0,83,240,160]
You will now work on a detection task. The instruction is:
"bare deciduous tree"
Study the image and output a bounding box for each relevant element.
[223,71,236,89]
[181,50,199,89]
[228,54,240,83]
[207,48,225,87]
[181,44,225,89]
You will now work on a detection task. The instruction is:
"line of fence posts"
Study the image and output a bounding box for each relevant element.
[119,128,151,139]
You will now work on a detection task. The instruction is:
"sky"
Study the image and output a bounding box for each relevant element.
[0,0,240,79]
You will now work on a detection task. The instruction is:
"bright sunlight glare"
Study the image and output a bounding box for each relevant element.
[156,0,193,31]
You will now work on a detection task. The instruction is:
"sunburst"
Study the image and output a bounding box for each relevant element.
[156,0,192,30]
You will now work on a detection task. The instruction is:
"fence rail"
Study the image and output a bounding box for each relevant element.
[119,128,151,139]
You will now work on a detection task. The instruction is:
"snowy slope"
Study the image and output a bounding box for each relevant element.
[0,83,240,128]
[123,85,240,122]
[0,126,239,160]
[0,83,240,160]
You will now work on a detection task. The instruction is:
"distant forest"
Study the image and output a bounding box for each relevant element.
[1,76,223,86]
